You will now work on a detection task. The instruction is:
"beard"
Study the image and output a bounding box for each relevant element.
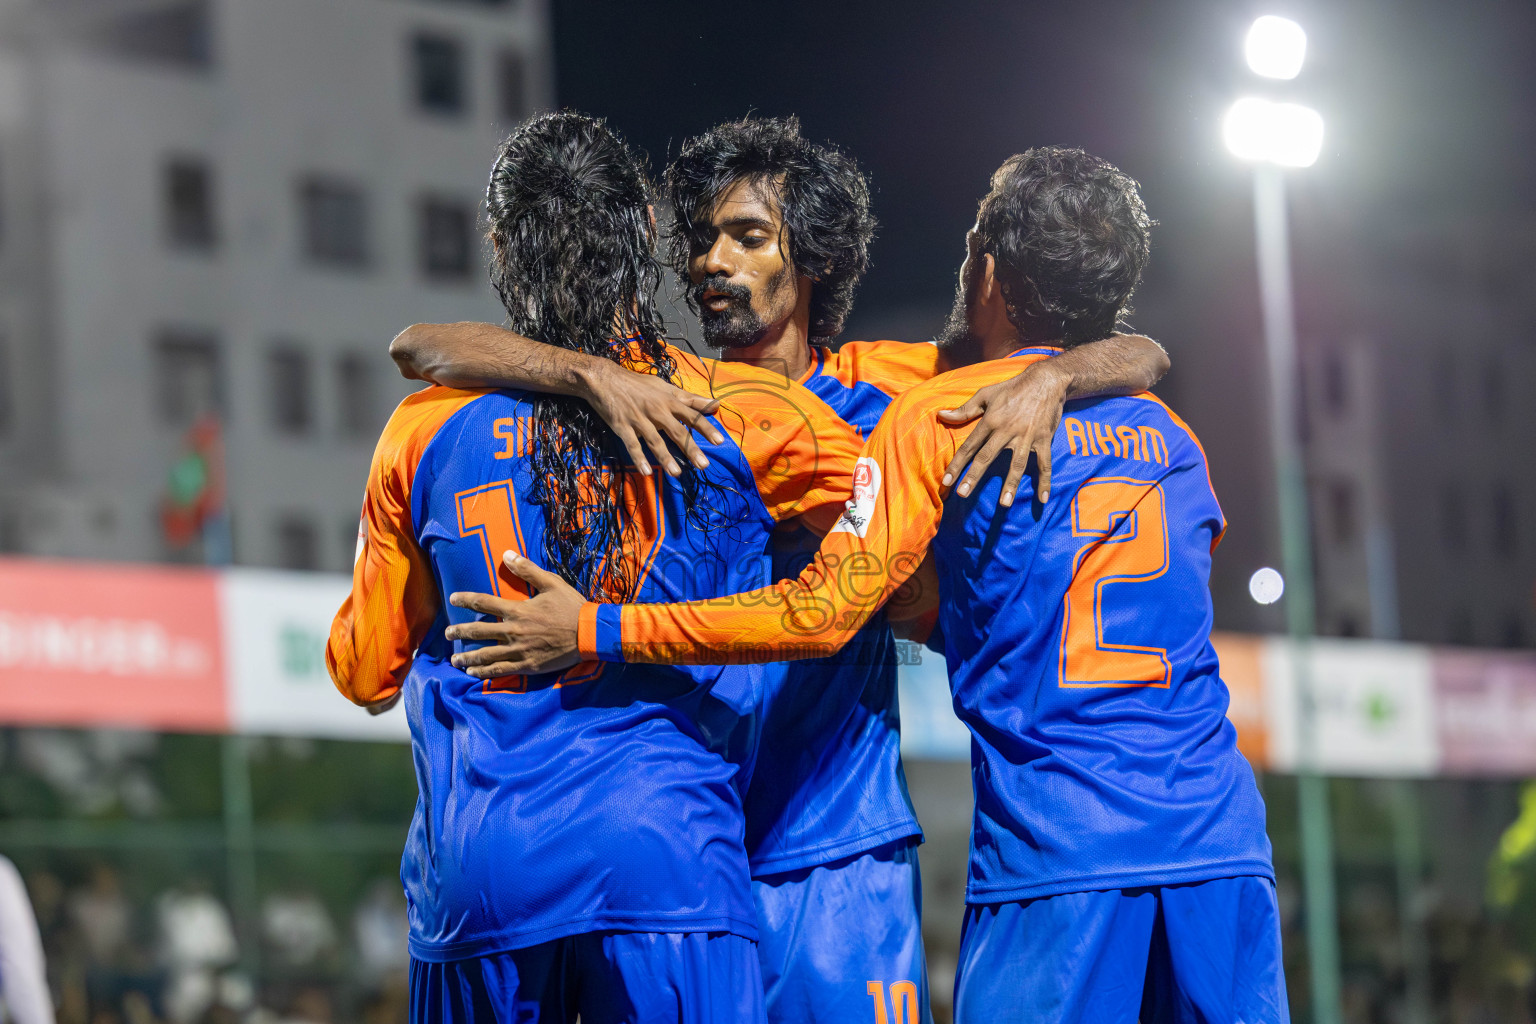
[693,266,792,351]
[937,276,981,353]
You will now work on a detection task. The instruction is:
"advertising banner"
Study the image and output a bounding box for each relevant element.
[896,641,970,761]
[1433,649,1536,776]
[221,569,408,741]
[0,558,227,731]
[2,555,1536,779]
[1211,631,1268,767]
[1262,637,1439,777]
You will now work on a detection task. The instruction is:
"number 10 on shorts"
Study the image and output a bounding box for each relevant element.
[866,980,919,1024]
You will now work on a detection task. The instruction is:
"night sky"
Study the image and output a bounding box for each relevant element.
[549,0,1535,333]
[548,0,1536,629]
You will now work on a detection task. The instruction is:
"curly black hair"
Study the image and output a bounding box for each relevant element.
[664,116,876,341]
[974,146,1152,346]
[485,111,685,601]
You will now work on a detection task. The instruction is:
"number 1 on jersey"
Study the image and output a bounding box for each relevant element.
[456,481,532,601]
[1058,476,1172,687]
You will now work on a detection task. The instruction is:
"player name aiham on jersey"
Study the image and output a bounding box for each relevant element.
[1064,416,1170,465]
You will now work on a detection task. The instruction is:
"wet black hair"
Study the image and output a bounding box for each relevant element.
[975,146,1152,346]
[664,116,876,340]
[485,111,683,601]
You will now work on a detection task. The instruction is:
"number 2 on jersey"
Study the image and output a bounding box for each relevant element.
[1058,476,1172,687]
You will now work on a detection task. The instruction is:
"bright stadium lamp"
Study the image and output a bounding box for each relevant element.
[1223,97,1324,168]
[1225,16,1344,1024]
[1245,15,1307,79]
[1248,567,1285,605]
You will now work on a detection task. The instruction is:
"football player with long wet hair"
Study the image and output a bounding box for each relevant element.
[330,111,881,1023]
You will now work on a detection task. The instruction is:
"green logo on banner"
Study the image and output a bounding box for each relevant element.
[280,625,326,681]
[1364,690,1397,730]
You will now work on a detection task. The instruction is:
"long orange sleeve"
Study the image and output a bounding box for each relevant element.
[575,362,1042,665]
[326,387,481,706]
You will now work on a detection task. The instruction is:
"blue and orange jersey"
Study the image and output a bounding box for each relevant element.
[741,338,945,874]
[326,346,863,960]
[581,348,1273,903]
[798,339,949,439]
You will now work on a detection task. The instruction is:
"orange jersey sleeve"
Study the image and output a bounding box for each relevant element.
[327,386,483,706]
[578,358,1044,665]
[672,348,865,533]
[821,339,950,396]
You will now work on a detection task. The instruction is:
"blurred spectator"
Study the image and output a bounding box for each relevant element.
[281,985,332,1024]
[156,886,236,1024]
[0,854,57,1024]
[351,882,407,986]
[16,733,161,818]
[68,866,129,968]
[261,892,336,970]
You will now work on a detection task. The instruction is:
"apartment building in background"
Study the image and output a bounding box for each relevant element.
[1298,218,1536,650]
[0,0,550,571]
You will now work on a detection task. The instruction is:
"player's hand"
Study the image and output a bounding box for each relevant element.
[364,690,403,716]
[937,358,1070,507]
[444,553,586,678]
[580,362,725,478]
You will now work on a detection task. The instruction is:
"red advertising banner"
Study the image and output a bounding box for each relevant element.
[1212,631,1268,767]
[0,558,228,731]
[4,553,1536,777]
[1433,648,1536,777]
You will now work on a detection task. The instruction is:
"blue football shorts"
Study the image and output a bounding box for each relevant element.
[752,839,931,1024]
[408,929,765,1024]
[954,874,1289,1024]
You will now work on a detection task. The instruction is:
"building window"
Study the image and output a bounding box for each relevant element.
[299,177,369,268]
[164,157,216,250]
[1327,479,1357,546]
[153,329,222,426]
[1433,351,1458,421]
[1448,608,1473,646]
[1492,483,1517,556]
[0,334,10,436]
[419,197,474,281]
[336,352,376,438]
[268,344,313,435]
[91,1,212,68]
[1439,488,1466,553]
[0,505,19,553]
[1484,355,1505,425]
[274,515,320,571]
[1321,349,1348,419]
[497,49,527,122]
[341,516,362,570]
[413,33,466,115]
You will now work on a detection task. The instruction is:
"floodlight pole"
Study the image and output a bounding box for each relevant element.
[222,735,262,979]
[1252,164,1344,1024]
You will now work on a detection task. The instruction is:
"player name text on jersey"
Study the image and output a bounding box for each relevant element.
[1063,417,1169,466]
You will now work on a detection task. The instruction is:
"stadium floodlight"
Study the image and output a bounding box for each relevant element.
[1245,15,1307,80]
[1223,97,1324,168]
[1228,16,1342,1024]
[1248,567,1285,605]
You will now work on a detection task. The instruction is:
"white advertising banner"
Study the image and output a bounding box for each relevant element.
[221,569,409,741]
[1262,637,1439,777]
[897,642,970,761]
[3,554,1530,780]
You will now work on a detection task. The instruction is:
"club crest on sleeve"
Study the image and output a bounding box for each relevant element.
[831,456,882,538]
